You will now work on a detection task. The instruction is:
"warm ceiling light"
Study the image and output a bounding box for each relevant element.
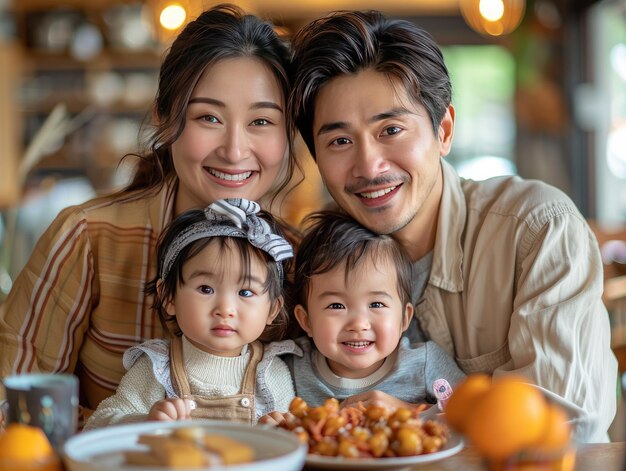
[160,4,186,31]
[460,0,526,37]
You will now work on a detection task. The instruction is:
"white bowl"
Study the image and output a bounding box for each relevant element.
[62,420,306,471]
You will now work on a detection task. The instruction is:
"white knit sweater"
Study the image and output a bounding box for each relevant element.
[85,336,295,429]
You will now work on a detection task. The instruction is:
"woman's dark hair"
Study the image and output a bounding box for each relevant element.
[120,4,296,202]
[145,207,293,342]
[295,211,413,310]
[289,9,452,159]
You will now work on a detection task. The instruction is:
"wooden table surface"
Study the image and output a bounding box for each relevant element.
[408,442,626,470]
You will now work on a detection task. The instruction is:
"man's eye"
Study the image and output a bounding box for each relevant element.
[239,289,254,297]
[331,137,352,146]
[199,285,214,294]
[370,301,386,308]
[383,126,401,136]
[327,303,345,309]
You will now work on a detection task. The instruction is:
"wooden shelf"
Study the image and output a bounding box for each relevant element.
[22,50,162,71]
[11,1,160,192]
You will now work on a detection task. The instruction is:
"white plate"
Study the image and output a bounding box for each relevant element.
[304,431,464,470]
[62,420,307,471]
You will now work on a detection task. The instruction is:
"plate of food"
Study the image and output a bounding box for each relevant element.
[62,420,306,471]
[280,398,463,471]
[304,431,463,470]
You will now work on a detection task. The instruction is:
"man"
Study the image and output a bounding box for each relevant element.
[289,10,616,442]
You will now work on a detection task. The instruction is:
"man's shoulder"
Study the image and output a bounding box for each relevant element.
[460,174,580,224]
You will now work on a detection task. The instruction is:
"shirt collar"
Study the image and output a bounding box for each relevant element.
[429,159,465,293]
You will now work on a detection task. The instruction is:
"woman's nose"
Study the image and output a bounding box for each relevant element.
[218,125,250,163]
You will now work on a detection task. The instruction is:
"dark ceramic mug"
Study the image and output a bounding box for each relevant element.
[3,374,78,449]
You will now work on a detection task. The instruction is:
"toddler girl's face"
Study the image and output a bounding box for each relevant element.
[295,255,413,379]
[164,240,279,356]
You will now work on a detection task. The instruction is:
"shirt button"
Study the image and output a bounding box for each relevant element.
[240,398,251,408]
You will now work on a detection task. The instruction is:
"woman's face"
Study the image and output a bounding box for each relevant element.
[171,57,287,214]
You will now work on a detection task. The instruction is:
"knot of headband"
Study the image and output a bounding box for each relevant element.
[160,198,293,281]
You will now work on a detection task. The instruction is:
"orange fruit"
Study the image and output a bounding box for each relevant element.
[444,374,491,433]
[532,403,571,452]
[465,376,548,460]
[0,423,61,471]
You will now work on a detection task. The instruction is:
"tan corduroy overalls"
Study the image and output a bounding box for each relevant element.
[168,337,263,424]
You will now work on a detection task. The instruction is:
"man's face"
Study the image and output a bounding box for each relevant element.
[312,69,454,249]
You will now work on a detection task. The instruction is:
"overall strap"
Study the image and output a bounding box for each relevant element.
[239,341,263,395]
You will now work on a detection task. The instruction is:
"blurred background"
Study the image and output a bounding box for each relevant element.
[0,0,624,347]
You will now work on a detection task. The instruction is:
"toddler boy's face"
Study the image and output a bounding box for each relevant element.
[295,256,413,379]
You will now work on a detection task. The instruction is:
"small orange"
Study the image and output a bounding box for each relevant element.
[0,423,61,471]
[465,376,548,460]
[444,374,491,433]
[532,403,572,453]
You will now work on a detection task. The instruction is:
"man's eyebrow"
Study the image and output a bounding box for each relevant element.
[370,107,412,122]
[316,121,348,137]
[188,97,283,112]
[316,108,412,137]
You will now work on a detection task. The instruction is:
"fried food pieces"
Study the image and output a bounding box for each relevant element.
[124,426,254,468]
[280,397,448,459]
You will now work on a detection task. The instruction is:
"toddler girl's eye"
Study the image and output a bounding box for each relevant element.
[327,303,345,310]
[199,285,214,294]
[370,301,386,308]
[239,289,254,298]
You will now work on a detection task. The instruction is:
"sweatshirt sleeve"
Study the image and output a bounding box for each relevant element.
[84,354,165,429]
[424,341,467,399]
[263,356,296,415]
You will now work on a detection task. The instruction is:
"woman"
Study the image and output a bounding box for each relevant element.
[0,4,298,421]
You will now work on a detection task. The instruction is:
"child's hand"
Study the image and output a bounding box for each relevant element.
[341,390,422,412]
[148,398,196,421]
[258,411,293,427]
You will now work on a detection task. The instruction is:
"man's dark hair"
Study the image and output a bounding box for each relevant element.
[295,211,413,309]
[289,10,452,159]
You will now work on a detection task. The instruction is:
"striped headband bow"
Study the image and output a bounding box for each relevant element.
[160,198,293,282]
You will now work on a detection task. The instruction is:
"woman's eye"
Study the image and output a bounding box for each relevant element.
[327,303,345,310]
[370,301,386,308]
[239,289,254,298]
[199,285,214,294]
[383,126,401,136]
[200,114,220,124]
[251,118,270,126]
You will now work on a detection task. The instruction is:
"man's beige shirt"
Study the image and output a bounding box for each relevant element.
[415,160,616,442]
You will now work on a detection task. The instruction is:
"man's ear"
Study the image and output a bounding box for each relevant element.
[438,104,455,157]
[401,302,414,333]
[267,297,284,325]
[294,304,313,337]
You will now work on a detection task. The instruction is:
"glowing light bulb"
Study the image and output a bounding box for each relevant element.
[160,4,186,30]
[479,0,505,22]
